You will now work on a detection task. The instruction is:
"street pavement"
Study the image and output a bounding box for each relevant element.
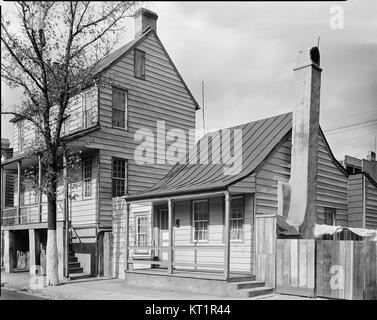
[0,271,315,300]
[0,288,48,300]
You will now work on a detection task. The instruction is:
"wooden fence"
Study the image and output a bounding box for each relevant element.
[255,215,276,287]
[275,239,377,300]
[316,240,377,300]
[276,239,315,297]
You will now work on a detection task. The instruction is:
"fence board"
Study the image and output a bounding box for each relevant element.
[315,240,377,300]
[276,239,315,297]
[255,215,276,287]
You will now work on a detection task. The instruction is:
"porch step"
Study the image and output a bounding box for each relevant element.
[246,286,275,298]
[68,272,93,281]
[227,275,256,283]
[234,281,266,290]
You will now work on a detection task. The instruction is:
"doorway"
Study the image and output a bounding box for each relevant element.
[155,207,169,262]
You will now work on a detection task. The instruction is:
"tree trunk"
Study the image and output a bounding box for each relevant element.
[46,182,60,286]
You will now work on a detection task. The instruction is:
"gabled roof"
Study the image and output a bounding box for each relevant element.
[126,112,293,201]
[92,28,199,110]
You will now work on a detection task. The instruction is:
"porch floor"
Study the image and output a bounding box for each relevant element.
[127,267,255,282]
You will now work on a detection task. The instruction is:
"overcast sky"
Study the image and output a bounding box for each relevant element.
[1,1,377,160]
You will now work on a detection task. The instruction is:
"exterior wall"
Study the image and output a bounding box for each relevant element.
[12,152,99,227]
[12,86,98,155]
[255,136,292,215]
[172,195,254,273]
[347,174,363,228]
[316,134,348,226]
[84,31,196,227]
[365,176,377,229]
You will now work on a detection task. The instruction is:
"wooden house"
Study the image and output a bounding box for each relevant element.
[111,46,377,298]
[1,8,199,279]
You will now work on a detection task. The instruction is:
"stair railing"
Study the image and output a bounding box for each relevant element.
[71,225,86,250]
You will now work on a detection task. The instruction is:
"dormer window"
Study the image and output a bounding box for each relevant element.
[134,49,145,79]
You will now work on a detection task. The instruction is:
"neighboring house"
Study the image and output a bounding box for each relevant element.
[1,8,199,279]
[111,46,377,297]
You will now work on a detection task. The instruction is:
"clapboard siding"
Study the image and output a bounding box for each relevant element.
[123,195,254,273]
[12,86,98,155]
[365,176,377,229]
[255,136,292,215]
[229,173,256,193]
[15,152,99,226]
[316,134,348,226]
[347,174,363,227]
[92,31,196,227]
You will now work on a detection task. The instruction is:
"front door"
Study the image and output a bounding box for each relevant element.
[157,208,169,261]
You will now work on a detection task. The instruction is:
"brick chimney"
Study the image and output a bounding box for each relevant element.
[134,8,158,38]
[279,47,322,238]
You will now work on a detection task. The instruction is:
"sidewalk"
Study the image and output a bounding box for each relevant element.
[1,271,313,300]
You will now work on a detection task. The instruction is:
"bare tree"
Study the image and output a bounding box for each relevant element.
[1,1,139,286]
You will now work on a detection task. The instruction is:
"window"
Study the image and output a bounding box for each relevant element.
[230,196,244,241]
[324,208,336,226]
[18,122,25,152]
[83,91,92,129]
[83,159,92,198]
[136,215,148,247]
[193,199,209,241]
[112,88,127,128]
[134,49,145,79]
[112,158,126,197]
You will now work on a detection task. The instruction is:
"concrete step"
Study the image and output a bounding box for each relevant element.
[234,281,266,290]
[69,266,84,274]
[247,286,274,298]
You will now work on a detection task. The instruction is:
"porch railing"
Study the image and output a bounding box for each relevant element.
[127,245,226,273]
[1,200,63,226]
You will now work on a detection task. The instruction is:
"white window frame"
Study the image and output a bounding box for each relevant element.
[82,159,92,199]
[112,87,127,129]
[192,199,209,243]
[18,121,25,152]
[82,91,92,129]
[112,158,126,197]
[230,196,244,242]
[135,215,148,254]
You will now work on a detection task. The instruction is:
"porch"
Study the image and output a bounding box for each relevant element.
[119,190,255,281]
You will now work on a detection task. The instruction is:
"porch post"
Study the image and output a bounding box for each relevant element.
[38,155,42,222]
[125,202,130,272]
[224,191,230,280]
[168,199,173,274]
[17,160,21,224]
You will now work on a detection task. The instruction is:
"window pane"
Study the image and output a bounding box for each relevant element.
[135,49,145,79]
[112,109,125,128]
[193,200,209,241]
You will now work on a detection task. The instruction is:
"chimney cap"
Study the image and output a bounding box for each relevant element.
[134,8,158,20]
[294,46,321,71]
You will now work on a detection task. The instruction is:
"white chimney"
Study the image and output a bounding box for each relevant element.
[279,47,322,238]
[134,8,158,38]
